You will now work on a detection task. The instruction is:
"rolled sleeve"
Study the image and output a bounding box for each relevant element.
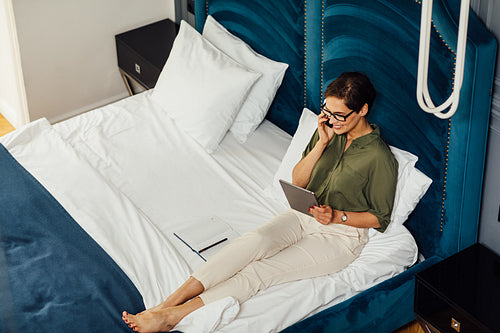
[366,153,398,233]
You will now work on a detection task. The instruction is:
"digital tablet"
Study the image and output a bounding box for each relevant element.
[279,179,319,216]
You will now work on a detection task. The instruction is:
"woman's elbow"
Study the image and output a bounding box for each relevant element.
[291,162,310,188]
[291,175,308,188]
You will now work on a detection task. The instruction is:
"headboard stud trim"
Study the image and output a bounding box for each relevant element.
[304,0,308,108]
[441,118,451,232]
[320,0,325,105]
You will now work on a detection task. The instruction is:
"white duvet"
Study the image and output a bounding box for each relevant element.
[1,91,418,332]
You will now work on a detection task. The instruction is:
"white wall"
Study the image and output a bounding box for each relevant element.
[0,0,28,128]
[472,0,500,254]
[12,0,175,123]
[480,100,500,253]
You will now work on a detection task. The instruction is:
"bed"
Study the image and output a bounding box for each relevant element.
[0,0,496,332]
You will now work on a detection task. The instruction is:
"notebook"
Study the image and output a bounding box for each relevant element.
[173,216,234,261]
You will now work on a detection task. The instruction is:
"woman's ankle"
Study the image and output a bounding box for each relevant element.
[165,277,205,307]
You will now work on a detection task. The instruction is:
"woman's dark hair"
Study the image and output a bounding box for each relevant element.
[324,72,376,112]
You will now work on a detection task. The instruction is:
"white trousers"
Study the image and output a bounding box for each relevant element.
[192,209,368,304]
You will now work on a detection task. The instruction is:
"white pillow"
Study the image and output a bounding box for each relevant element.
[203,15,289,143]
[266,108,318,203]
[386,147,432,232]
[386,166,432,232]
[265,108,432,231]
[151,21,261,153]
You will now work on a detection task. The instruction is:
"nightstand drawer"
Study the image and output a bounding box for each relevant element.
[116,41,161,89]
[415,279,492,332]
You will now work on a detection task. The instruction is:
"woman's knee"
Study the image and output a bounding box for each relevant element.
[240,229,281,257]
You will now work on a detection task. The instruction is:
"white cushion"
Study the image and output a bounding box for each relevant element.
[266,108,318,203]
[265,107,432,231]
[151,21,261,153]
[203,15,289,143]
[387,164,432,232]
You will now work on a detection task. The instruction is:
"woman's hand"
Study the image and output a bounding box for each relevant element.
[291,113,333,188]
[318,112,334,145]
[309,205,334,225]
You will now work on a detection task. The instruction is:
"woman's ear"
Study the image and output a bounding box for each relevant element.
[359,103,369,116]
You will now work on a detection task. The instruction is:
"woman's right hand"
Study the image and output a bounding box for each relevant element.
[292,113,332,188]
[309,205,334,225]
[318,112,334,145]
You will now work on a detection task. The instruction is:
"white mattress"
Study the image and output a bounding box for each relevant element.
[1,91,418,332]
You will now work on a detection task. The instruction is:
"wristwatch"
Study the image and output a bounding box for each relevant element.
[341,211,348,223]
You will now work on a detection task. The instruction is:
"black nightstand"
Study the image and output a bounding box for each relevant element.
[115,19,179,95]
[415,243,500,333]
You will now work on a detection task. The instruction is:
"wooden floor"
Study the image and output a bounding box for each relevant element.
[0,113,16,137]
[394,321,425,333]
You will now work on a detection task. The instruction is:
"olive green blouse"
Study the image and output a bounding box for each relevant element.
[302,125,398,233]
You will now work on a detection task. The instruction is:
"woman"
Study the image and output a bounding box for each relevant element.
[122,71,398,332]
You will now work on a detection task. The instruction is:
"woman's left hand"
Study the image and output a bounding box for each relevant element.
[309,205,334,225]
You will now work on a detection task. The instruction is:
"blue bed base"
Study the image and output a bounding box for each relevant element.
[196,0,496,331]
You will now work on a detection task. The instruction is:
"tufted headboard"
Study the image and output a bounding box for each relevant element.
[195,0,496,262]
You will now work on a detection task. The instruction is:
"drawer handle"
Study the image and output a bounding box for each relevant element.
[451,318,461,332]
[135,63,141,74]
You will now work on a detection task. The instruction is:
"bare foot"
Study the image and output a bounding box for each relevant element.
[135,276,205,315]
[127,276,204,320]
[122,308,180,332]
[122,297,204,332]
[134,301,170,316]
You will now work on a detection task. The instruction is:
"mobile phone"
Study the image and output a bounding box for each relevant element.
[323,117,333,128]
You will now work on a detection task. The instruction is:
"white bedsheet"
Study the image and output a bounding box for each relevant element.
[2,91,418,332]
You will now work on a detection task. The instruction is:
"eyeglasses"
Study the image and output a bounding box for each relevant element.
[320,103,356,122]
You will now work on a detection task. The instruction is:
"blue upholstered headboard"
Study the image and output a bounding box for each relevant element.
[195,0,496,261]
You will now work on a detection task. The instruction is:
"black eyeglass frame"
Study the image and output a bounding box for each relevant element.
[320,102,357,122]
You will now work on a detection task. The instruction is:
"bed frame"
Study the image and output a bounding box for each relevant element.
[0,1,495,332]
[195,0,496,331]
